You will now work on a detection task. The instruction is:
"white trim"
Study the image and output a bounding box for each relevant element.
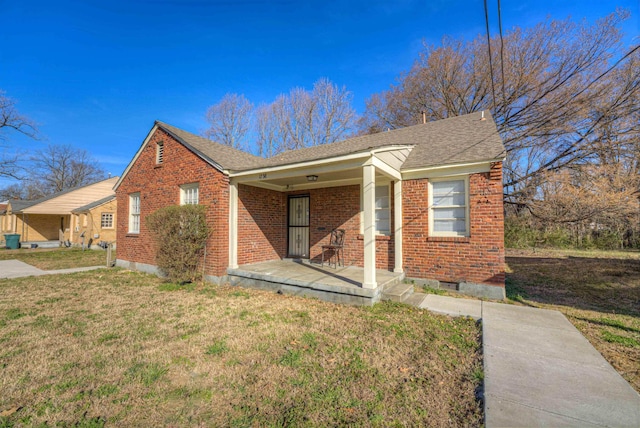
[393,180,403,273]
[230,145,411,181]
[101,212,114,229]
[362,164,377,289]
[402,159,502,180]
[228,181,238,269]
[371,156,402,180]
[359,178,392,235]
[428,177,470,237]
[231,152,370,179]
[180,182,200,205]
[128,192,141,234]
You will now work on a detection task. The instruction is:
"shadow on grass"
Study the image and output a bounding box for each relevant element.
[505,254,640,317]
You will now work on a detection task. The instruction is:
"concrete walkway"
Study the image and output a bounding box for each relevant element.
[2,259,639,426]
[410,293,640,428]
[0,259,105,279]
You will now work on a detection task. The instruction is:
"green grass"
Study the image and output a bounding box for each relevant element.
[0,247,109,270]
[205,339,229,356]
[0,268,483,426]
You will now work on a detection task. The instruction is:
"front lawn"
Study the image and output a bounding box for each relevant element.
[506,248,640,393]
[0,247,109,270]
[0,269,482,426]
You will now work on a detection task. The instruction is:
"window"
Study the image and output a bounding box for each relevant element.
[129,193,140,233]
[156,141,164,164]
[83,214,87,227]
[180,183,199,205]
[429,179,468,237]
[375,184,390,235]
[101,213,114,229]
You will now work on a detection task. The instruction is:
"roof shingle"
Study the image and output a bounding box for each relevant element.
[156,111,504,173]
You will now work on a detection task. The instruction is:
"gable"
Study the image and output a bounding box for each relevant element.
[114,121,264,191]
[21,177,118,215]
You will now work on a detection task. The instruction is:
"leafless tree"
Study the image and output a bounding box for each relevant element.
[255,101,288,157]
[256,78,357,155]
[0,182,46,201]
[359,10,640,208]
[29,144,106,195]
[203,93,253,150]
[0,90,37,180]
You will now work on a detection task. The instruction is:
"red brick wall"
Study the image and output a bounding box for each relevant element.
[237,184,287,264]
[116,128,230,277]
[402,167,505,286]
[118,132,504,287]
[236,184,395,270]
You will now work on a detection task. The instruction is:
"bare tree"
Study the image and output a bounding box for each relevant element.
[0,90,37,180]
[203,93,253,150]
[30,144,106,195]
[256,101,288,157]
[255,78,357,156]
[0,182,46,201]
[359,11,640,207]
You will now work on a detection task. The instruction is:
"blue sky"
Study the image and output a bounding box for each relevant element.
[1,0,638,186]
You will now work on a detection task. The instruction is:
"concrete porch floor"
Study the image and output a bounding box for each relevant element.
[227,259,405,305]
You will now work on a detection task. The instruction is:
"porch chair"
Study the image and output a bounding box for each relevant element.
[321,229,345,268]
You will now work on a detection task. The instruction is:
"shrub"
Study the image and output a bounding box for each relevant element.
[146,205,210,284]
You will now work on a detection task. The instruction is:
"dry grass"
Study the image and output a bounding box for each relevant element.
[0,247,108,270]
[0,269,482,427]
[506,248,640,393]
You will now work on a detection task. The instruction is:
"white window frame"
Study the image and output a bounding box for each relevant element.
[428,177,469,237]
[375,183,391,235]
[360,180,391,236]
[180,183,199,205]
[101,212,114,229]
[129,192,140,234]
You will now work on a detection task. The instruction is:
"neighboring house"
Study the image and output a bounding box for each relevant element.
[115,111,506,303]
[1,177,119,247]
[71,195,117,248]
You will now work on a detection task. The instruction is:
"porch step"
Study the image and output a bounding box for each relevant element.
[382,282,414,303]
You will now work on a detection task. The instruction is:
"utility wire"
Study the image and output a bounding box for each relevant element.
[497,0,507,113]
[483,0,497,113]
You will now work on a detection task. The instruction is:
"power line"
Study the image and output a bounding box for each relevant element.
[483,0,497,113]
[497,0,507,111]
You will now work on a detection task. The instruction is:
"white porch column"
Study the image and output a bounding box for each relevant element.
[363,164,377,289]
[228,180,239,269]
[394,180,403,273]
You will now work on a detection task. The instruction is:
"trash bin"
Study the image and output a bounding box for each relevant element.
[4,234,21,250]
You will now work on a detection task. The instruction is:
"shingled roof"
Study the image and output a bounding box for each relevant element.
[153,111,504,174]
[156,121,265,171]
[259,110,504,171]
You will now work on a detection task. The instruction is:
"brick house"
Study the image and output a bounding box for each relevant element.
[115,111,506,303]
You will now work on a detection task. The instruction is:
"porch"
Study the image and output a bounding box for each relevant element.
[227,259,409,306]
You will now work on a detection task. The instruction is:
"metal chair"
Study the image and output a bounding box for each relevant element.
[321,229,345,268]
